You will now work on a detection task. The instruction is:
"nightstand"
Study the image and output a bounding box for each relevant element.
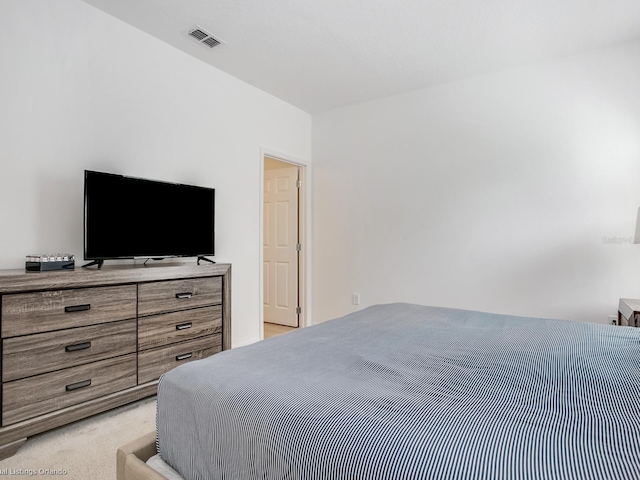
[618,298,640,327]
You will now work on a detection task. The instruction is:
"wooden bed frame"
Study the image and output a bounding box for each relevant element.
[117,431,167,480]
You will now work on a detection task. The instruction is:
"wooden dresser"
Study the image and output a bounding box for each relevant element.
[0,263,231,459]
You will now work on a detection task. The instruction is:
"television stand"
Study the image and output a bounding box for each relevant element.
[197,256,216,265]
[0,263,231,460]
[142,258,165,266]
[82,260,104,269]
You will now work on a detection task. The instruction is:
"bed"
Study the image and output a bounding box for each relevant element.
[118,303,640,479]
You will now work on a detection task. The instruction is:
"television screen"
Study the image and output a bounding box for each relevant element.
[84,170,215,260]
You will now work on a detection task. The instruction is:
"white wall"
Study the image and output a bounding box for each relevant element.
[313,40,640,325]
[0,0,312,347]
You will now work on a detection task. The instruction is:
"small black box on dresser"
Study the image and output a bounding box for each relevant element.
[25,254,75,272]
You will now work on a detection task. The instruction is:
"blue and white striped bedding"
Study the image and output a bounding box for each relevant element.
[157,303,640,479]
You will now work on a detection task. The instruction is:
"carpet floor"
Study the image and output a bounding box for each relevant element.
[0,396,157,479]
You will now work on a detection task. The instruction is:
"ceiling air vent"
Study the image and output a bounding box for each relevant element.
[186,26,225,50]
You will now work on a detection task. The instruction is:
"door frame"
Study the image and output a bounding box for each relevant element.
[259,147,311,339]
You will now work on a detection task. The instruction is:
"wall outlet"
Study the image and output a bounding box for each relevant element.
[608,315,617,325]
[352,293,360,305]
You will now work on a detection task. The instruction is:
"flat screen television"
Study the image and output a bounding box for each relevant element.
[84,170,215,264]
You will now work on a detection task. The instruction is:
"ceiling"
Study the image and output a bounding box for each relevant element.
[81,0,640,114]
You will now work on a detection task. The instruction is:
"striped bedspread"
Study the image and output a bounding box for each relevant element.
[157,303,640,479]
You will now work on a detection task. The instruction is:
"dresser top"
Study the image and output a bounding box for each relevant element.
[0,263,231,293]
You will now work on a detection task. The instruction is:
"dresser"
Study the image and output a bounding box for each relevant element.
[0,263,231,459]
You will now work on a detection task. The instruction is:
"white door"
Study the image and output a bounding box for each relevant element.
[264,166,299,327]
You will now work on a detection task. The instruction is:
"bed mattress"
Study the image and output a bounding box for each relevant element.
[146,454,184,480]
[157,303,640,479]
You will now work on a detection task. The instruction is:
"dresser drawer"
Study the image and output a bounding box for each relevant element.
[2,353,137,425]
[1,285,137,337]
[3,319,136,382]
[138,335,222,384]
[138,306,222,351]
[138,277,221,317]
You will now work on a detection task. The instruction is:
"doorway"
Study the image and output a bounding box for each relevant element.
[263,155,306,335]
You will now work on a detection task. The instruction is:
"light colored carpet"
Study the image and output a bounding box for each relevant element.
[0,396,157,480]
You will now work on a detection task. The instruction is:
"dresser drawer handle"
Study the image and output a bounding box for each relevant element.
[66,379,91,391]
[65,341,92,352]
[64,304,91,313]
[176,353,193,361]
[176,322,192,331]
[175,292,193,299]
